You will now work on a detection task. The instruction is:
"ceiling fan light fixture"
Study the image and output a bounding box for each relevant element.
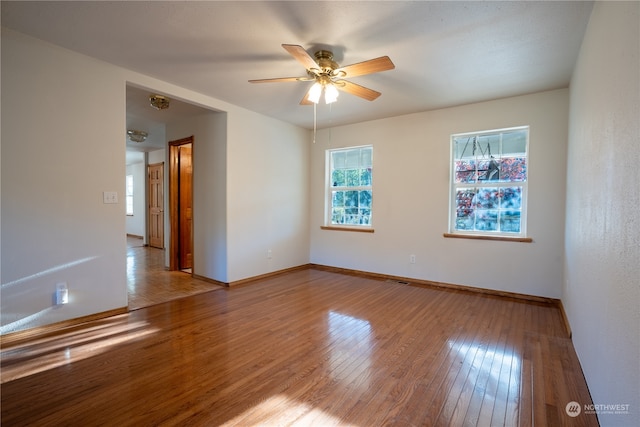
[324,83,339,104]
[149,94,170,110]
[127,130,148,143]
[308,82,323,104]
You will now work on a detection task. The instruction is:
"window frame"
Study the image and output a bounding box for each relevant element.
[324,145,374,230]
[448,126,530,239]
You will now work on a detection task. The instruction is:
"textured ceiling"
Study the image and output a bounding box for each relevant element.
[2,1,593,134]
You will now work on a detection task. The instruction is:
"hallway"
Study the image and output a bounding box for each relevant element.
[127,236,224,310]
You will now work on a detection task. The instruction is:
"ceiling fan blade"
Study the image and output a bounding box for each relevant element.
[336,80,381,101]
[335,56,395,78]
[248,76,308,83]
[282,44,318,70]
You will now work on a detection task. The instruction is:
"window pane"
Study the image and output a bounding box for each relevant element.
[332,170,345,187]
[345,169,359,187]
[360,168,372,186]
[453,136,475,159]
[360,147,373,168]
[500,187,522,209]
[455,160,476,183]
[499,157,527,182]
[502,129,528,155]
[332,191,344,206]
[332,151,347,169]
[345,191,359,207]
[500,210,521,233]
[345,149,360,169]
[456,189,476,211]
[344,208,360,224]
[126,175,133,215]
[360,209,371,225]
[455,189,476,230]
[476,209,499,231]
[455,211,475,230]
[359,191,372,208]
[332,208,345,224]
[475,188,499,209]
[126,175,133,195]
[477,159,500,182]
[476,133,501,159]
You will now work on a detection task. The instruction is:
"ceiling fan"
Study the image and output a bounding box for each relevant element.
[249,44,395,105]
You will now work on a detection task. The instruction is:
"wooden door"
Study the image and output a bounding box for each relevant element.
[179,144,193,270]
[148,163,164,249]
[169,136,194,272]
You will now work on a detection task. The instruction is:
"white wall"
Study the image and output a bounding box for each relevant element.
[311,89,569,299]
[166,112,228,282]
[125,162,146,237]
[565,2,639,425]
[148,149,165,165]
[226,112,311,282]
[1,29,311,332]
[1,28,127,332]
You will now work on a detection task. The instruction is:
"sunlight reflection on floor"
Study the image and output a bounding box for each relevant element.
[328,311,372,390]
[447,339,522,405]
[1,319,159,383]
[221,394,359,427]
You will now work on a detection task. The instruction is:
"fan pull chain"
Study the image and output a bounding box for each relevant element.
[328,102,333,145]
[313,102,317,143]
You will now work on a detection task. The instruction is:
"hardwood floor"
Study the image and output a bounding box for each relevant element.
[127,236,224,310]
[1,269,597,426]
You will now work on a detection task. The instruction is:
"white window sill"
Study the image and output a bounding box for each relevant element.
[321,226,375,233]
[443,233,532,243]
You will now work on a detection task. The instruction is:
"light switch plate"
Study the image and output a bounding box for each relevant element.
[103,191,118,204]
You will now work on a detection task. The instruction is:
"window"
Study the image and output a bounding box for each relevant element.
[449,127,528,237]
[326,145,373,227]
[126,174,134,216]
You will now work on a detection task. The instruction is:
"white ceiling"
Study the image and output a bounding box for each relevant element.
[2,1,593,135]
[124,85,212,161]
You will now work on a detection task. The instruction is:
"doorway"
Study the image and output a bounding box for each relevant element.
[169,136,194,272]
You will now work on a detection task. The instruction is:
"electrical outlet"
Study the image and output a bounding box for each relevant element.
[267,249,272,259]
[410,254,416,264]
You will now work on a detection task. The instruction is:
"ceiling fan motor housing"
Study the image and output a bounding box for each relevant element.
[314,50,339,75]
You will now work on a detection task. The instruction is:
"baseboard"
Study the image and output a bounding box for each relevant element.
[556,299,572,338]
[0,307,128,349]
[126,234,143,239]
[192,274,228,288]
[309,263,560,306]
[228,265,311,287]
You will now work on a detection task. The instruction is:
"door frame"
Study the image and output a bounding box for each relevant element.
[169,135,194,271]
